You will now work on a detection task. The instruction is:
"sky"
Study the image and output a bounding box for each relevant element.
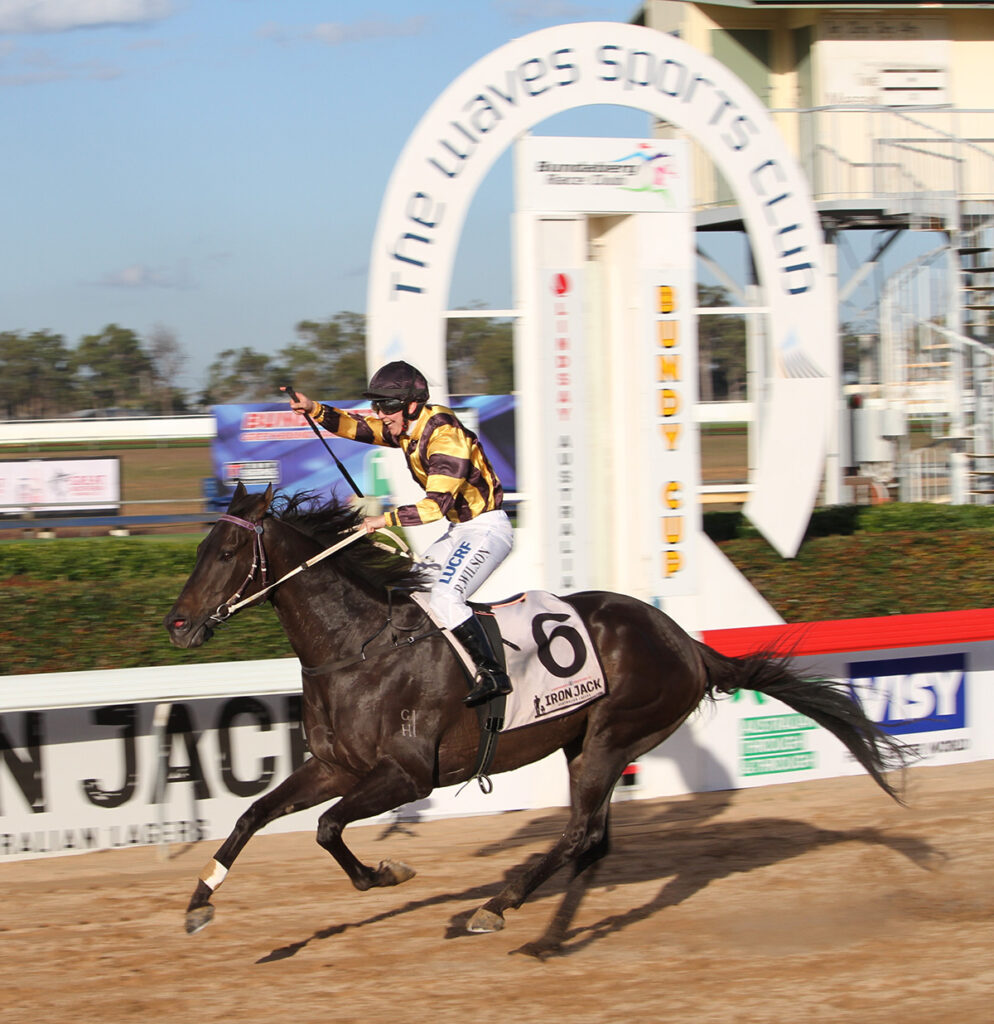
[1,0,656,396]
[1,0,945,400]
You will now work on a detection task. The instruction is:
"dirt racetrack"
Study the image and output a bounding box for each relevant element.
[3,761,991,1024]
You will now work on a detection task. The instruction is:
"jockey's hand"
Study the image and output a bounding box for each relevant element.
[284,388,314,416]
[363,515,387,534]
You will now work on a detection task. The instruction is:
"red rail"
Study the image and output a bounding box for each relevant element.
[701,608,994,658]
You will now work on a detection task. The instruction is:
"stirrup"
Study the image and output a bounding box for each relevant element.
[463,670,511,708]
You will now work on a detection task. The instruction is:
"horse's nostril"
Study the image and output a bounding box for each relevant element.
[172,618,187,629]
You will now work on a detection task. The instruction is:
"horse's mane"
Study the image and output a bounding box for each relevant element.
[267,491,429,596]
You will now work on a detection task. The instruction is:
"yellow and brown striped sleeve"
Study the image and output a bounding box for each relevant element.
[313,404,396,448]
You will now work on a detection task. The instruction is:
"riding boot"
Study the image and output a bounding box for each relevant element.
[451,615,512,708]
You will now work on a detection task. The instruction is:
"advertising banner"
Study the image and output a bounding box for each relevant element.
[211,398,517,507]
[0,668,567,863]
[0,694,304,861]
[0,457,120,515]
[691,613,993,795]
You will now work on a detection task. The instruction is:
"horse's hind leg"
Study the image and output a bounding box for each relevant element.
[468,749,623,934]
[185,757,345,935]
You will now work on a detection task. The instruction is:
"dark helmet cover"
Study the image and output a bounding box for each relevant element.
[362,360,429,403]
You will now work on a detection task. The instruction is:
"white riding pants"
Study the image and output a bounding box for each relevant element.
[417,509,513,629]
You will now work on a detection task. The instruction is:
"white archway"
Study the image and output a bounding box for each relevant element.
[367,21,834,561]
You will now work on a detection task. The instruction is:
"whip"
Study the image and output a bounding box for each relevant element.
[281,384,364,498]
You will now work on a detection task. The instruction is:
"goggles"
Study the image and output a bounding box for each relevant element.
[371,397,407,415]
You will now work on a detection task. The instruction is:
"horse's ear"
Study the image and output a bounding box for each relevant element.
[227,480,247,509]
[242,483,274,523]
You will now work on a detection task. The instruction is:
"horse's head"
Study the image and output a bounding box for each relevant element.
[164,481,274,649]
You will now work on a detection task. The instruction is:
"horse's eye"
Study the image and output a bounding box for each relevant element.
[219,549,234,562]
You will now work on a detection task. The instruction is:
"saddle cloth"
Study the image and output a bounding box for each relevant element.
[411,590,607,732]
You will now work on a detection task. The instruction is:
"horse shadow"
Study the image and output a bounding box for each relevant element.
[499,816,944,960]
[256,790,943,964]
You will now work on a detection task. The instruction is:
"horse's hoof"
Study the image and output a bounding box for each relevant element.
[467,907,505,933]
[185,904,215,935]
[378,859,416,886]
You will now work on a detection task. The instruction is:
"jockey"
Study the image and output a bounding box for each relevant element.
[287,360,513,708]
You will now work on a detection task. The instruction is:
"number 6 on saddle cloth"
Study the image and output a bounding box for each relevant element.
[417,590,608,733]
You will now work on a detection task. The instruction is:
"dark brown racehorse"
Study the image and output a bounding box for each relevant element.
[165,483,907,936]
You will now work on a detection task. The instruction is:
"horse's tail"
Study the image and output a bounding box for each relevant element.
[696,640,910,804]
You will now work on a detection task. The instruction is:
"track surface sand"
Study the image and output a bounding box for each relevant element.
[3,761,991,1024]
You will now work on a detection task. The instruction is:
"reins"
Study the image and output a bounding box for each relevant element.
[208,514,410,624]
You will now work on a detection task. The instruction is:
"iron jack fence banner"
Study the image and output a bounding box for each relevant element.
[2,611,991,861]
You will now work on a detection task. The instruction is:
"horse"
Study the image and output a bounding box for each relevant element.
[164,482,908,936]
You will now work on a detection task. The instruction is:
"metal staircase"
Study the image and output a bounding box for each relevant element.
[959,225,994,340]
[878,209,994,503]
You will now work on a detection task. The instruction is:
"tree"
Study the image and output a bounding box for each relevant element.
[0,329,76,418]
[840,321,869,383]
[278,312,368,400]
[73,324,156,411]
[446,305,514,395]
[201,347,281,405]
[147,324,189,413]
[696,284,747,401]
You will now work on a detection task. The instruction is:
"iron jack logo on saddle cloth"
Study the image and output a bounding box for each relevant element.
[412,590,607,731]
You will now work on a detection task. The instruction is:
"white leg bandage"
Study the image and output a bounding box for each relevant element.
[198,859,228,891]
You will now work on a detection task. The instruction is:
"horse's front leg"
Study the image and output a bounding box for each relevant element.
[315,755,427,891]
[185,756,347,935]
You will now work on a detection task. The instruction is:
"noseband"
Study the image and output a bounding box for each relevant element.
[208,513,269,624]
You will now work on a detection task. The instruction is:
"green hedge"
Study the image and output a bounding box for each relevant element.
[702,502,994,542]
[0,535,200,581]
[0,535,291,675]
[701,503,994,622]
[2,504,993,675]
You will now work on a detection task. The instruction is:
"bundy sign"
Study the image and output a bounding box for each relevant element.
[0,695,305,860]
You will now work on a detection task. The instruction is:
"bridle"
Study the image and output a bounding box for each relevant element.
[208,513,270,626]
[205,512,411,626]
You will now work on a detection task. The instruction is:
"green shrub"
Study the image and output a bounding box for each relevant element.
[0,536,200,581]
[703,502,994,543]
[857,503,994,532]
[3,503,993,675]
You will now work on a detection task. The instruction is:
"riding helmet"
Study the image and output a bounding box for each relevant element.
[362,360,430,403]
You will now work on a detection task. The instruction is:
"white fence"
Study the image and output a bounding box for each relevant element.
[2,615,990,862]
[0,416,215,447]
